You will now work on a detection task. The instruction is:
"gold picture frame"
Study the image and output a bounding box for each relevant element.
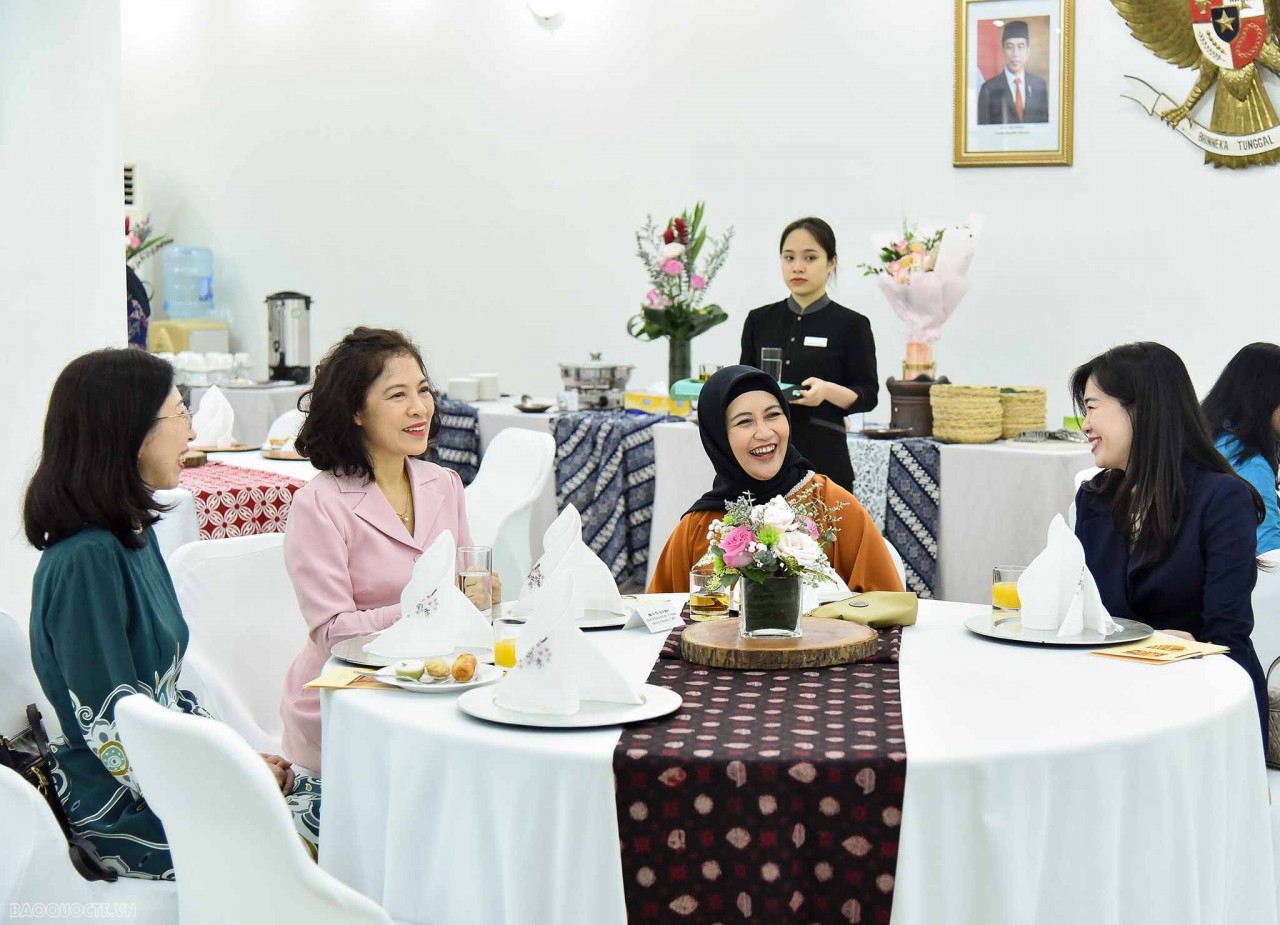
[954,0,1075,167]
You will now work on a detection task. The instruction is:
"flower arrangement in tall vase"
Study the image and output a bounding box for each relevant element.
[125,214,173,350]
[628,202,734,390]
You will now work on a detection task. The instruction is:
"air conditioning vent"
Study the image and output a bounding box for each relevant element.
[124,163,137,207]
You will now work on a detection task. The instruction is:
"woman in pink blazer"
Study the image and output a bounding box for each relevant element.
[279,327,494,772]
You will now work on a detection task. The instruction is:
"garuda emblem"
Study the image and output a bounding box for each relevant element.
[1113,0,1280,166]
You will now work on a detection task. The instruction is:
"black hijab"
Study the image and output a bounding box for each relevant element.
[687,365,813,514]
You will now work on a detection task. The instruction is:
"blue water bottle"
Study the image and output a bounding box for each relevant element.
[162,247,215,319]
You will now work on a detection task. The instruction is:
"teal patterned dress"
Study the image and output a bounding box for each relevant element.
[28,526,321,879]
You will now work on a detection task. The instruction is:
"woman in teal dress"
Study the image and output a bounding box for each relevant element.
[1202,342,1280,555]
[23,349,320,880]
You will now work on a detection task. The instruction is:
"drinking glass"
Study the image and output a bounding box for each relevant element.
[688,564,736,621]
[760,347,784,382]
[492,616,525,669]
[457,546,493,618]
[991,566,1025,623]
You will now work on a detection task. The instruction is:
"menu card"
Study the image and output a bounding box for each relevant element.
[1091,636,1228,665]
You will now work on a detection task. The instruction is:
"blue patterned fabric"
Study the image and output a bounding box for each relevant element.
[552,411,664,588]
[847,437,892,531]
[885,438,941,599]
[429,398,481,485]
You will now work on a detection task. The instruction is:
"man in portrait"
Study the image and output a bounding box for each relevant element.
[977,20,1050,125]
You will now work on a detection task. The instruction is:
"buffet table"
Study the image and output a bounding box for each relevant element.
[318,600,1274,925]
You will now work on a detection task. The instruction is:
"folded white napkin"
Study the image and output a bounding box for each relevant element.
[363,532,493,658]
[191,384,237,448]
[516,505,624,622]
[261,409,305,452]
[1019,515,1120,637]
[495,572,643,715]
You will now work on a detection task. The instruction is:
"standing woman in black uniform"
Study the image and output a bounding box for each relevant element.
[739,217,878,491]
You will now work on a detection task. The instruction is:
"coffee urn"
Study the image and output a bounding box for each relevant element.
[265,291,312,383]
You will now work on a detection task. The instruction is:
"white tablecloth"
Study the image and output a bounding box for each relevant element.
[188,384,308,447]
[319,600,1275,925]
[935,440,1093,603]
[205,450,321,481]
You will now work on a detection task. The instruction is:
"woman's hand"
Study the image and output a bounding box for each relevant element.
[262,753,295,794]
[789,377,829,407]
[462,572,502,609]
[1161,629,1196,642]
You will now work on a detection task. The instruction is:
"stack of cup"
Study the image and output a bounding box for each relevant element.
[471,373,500,401]
[448,378,480,402]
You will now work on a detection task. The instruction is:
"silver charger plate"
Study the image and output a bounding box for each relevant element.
[456,684,682,729]
[964,613,1154,647]
[330,633,494,668]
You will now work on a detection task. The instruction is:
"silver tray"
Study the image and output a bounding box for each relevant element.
[964,613,1154,647]
[331,633,493,668]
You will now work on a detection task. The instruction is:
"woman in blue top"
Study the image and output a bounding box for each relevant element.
[1202,342,1280,555]
[1071,342,1268,753]
[23,349,320,879]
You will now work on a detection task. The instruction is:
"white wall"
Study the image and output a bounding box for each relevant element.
[0,2,123,618]
[122,0,1280,423]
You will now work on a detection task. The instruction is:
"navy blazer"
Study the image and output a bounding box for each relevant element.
[1074,463,1267,751]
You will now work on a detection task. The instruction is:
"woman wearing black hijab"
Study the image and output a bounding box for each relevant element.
[648,366,901,593]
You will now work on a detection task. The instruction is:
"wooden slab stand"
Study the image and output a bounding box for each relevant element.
[680,616,878,670]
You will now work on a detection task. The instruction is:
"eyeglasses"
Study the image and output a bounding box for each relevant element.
[156,404,193,424]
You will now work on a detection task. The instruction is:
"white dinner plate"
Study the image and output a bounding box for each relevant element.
[374,663,502,693]
[456,684,682,729]
[330,633,494,668]
[964,613,1154,647]
[494,599,632,630]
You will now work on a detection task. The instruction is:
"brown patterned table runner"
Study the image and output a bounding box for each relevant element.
[614,616,905,923]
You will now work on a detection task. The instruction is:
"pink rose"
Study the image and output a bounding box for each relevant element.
[645,289,671,310]
[691,274,707,290]
[719,525,755,569]
[804,517,818,539]
[661,259,683,276]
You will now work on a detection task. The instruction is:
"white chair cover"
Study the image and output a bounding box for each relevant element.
[168,534,304,755]
[115,696,390,925]
[464,428,555,587]
[152,488,198,562]
[1065,466,1103,529]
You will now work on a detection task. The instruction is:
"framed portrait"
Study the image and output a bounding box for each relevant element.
[953,0,1075,167]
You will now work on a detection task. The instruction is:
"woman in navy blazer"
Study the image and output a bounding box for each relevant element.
[1071,342,1268,753]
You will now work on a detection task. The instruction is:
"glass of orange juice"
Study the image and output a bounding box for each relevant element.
[991,566,1025,622]
[493,616,524,669]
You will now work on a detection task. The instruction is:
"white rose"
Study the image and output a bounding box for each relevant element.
[775,530,823,568]
[754,496,796,532]
[661,242,687,260]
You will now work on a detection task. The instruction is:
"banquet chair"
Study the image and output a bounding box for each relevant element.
[464,428,555,586]
[885,540,907,586]
[1065,466,1102,528]
[0,609,60,741]
[167,533,304,755]
[115,695,392,925]
[153,487,199,561]
[0,766,179,922]
[1252,551,1280,677]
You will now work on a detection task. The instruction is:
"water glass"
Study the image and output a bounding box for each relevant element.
[991,566,1025,623]
[760,347,784,382]
[688,564,736,621]
[457,546,493,618]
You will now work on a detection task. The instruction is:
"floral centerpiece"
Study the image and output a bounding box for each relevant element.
[858,214,984,380]
[627,202,734,388]
[125,214,173,268]
[704,489,845,638]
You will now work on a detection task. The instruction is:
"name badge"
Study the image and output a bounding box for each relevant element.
[803,336,828,348]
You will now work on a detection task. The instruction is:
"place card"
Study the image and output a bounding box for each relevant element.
[1091,635,1228,666]
[304,666,399,690]
[623,601,685,634]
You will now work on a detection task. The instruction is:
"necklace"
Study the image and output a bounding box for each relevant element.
[397,495,413,524]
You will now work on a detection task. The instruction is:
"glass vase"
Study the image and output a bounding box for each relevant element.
[738,574,803,638]
[668,338,692,389]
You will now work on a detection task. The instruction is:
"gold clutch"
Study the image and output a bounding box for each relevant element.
[808,591,918,628]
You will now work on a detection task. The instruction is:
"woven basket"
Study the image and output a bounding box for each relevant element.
[999,387,1047,438]
[929,385,1003,443]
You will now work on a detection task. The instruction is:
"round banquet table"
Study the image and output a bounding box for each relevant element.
[318,599,1275,925]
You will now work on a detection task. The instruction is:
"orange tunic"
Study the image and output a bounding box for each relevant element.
[647,474,905,594]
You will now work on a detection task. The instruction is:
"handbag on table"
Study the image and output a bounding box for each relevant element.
[0,703,117,881]
[808,591,919,629]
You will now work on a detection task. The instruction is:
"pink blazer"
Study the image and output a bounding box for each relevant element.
[279,458,472,771]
